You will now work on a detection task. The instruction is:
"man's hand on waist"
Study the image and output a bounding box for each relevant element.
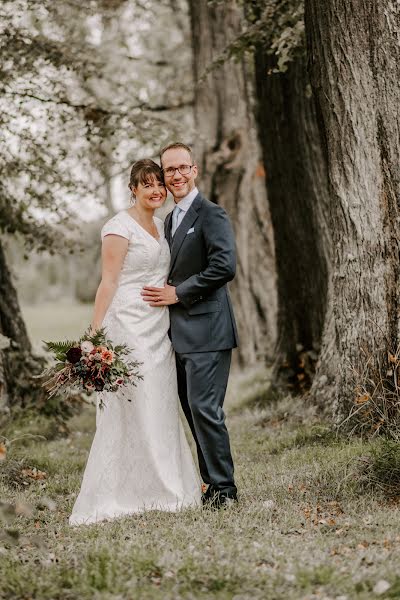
[141,283,179,307]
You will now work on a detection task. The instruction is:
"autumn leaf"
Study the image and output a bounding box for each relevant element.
[255,163,266,178]
[355,393,370,404]
[0,442,7,461]
[21,468,47,481]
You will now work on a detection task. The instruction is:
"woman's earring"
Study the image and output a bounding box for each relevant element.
[130,192,136,207]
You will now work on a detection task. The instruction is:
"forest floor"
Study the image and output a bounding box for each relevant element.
[2,365,400,600]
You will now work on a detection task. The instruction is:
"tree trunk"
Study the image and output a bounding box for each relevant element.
[254,46,333,398]
[305,0,400,415]
[0,239,42,411]
[188,0,277,365]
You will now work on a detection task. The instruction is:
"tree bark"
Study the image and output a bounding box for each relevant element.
[254,45,333,397]
[188,0,277,365]
[305,0,400,414]
[0,239,42,411]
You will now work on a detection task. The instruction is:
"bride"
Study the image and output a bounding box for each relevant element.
[69,159,201,526]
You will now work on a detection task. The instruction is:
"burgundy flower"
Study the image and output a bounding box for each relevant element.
[94,379,105,391]
[66,347,82,364]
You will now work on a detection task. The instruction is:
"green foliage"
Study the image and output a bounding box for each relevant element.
[44,339,79,361]
[201,0,305,81]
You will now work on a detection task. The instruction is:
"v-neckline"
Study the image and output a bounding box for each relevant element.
[124,210,161,244]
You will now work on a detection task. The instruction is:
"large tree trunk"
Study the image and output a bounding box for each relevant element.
[254,45,333,398]
[0,239,41,412]
[188,0,277,365]
[305,0,400,415]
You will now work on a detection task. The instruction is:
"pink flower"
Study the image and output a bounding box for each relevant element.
[101,349,114,365]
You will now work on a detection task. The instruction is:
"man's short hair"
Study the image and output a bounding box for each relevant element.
[160,142,194,165]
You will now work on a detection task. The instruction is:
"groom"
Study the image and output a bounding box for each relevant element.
[142,142,239,508]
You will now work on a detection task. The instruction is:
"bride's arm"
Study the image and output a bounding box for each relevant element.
[91,235,128,331]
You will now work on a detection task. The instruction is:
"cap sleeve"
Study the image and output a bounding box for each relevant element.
[101,215,130,241]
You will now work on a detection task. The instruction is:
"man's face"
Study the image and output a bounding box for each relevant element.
[161,148,198,201]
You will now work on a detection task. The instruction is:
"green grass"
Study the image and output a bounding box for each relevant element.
[2,367,400,599]
[21,302,93,351]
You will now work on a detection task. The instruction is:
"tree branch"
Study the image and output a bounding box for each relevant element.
[2,89,193,116]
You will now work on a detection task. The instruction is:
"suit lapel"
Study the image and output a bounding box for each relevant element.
[165,211,173,247]
[169,193,202,273]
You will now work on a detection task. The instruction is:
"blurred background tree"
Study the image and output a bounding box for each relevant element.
[188,0,277,367]
[0,0,192,410]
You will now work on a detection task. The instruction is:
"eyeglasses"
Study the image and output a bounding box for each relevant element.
[162,164,193,178]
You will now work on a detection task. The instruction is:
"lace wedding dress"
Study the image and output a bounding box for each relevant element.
[69,211,201,526]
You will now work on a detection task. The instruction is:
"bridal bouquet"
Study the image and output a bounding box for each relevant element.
[40,328,142,408]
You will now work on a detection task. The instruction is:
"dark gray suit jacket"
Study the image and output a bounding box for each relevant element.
[165,192,239,354]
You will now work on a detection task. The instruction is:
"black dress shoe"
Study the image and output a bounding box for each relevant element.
[201,484,214,505]
[203,488,238,510]
[212,492,238,510]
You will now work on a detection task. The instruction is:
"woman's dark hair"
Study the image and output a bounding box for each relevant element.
[128,159,164,191]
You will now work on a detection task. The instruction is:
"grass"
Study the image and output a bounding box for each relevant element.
[21,302,93,352]
[2,306,400,599]
[2,370,400,600]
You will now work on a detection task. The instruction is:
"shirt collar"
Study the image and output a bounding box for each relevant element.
[174,187,199,212]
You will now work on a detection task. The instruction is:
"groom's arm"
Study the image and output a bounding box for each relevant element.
[175,205,236,308]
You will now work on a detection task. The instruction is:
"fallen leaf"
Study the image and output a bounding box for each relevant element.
[355,393,370,404]
[21,468,47,481]
[0,443,6,461]
[255,163,266,178]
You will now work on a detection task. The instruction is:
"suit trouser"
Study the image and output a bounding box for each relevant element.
[175,349,237,496]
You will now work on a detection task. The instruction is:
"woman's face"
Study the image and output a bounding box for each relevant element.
[132,176,166,210]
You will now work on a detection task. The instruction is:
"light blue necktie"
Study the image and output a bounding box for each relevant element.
[171,205,182,237]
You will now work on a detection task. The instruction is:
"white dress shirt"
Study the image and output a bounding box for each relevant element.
[172,187,199,235]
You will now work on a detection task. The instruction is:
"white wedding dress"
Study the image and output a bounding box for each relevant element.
[69,211,201,526]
